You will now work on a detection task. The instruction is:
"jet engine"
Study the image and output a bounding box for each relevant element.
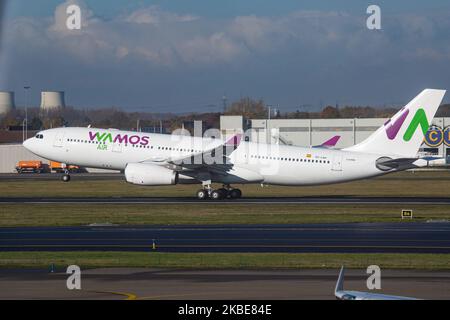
[125,163,178,186]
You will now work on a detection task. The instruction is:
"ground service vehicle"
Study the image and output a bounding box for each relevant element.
[49,161,79,173]
[15,160,43,174]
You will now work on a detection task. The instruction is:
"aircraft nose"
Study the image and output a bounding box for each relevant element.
[23,138,33,151]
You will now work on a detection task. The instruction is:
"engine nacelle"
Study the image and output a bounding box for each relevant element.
[125,163,178,186]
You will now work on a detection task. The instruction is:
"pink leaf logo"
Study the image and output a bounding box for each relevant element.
[384,108,409,140]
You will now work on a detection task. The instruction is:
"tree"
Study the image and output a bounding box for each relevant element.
[0,110,22,128]
[320,106,340,118]
[225,97,268,118]
[29,117,43,130]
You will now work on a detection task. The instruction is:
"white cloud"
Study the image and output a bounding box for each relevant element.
[178,32,244,64]
[4,2,450,70]
[123,5,198,25]
[49,0,97,34]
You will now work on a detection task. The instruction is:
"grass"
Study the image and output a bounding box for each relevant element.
[1,170,450,198]
[1,251,450,270]
[1,203,450,227]
[1,171,449,270]
[0,171,450,227]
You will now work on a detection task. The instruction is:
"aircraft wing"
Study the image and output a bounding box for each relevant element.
[334,266,345,299]
[335,266,419,300]
[165,134,242,175]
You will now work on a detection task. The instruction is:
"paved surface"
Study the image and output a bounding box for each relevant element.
[2,223,450,253]
[0,268,449,300]
[0,173,121,181]
[2,196,450,204]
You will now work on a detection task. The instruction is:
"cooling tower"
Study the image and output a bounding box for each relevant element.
[0,91,15,115]
[40,91,65,110]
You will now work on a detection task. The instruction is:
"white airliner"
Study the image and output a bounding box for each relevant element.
[23,89,445,200]
[335,266,418,300]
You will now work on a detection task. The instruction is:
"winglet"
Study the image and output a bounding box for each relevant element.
[313,135,341,148]
[321,135,340,147]
[335,266,345,295]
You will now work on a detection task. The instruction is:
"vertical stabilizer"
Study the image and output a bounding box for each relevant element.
[345,89,446,157]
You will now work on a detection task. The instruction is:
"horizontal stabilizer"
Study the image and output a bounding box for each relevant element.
[375,156,450,170]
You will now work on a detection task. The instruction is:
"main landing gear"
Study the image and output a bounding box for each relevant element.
[196,184,242,200]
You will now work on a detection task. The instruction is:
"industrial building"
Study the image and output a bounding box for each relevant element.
[40,91,65,110]
[0,144,48,173]
[0,91,15,115]
[220,115,450,158]
[0,143,117,173]
[0,90,66,114]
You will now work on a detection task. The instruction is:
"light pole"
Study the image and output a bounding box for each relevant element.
[266,104,273,144]
[23,86,30,141]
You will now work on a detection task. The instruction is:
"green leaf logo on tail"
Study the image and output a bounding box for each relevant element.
[403,108,429,141]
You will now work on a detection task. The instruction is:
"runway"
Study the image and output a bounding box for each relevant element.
[2,195,450,204]
[1,268,449,299]
[2,223,450,253]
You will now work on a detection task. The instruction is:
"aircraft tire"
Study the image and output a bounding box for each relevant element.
[210,190,223,200]
[197,189,208,200]
[218,188,229,198]
[229,189,242,199]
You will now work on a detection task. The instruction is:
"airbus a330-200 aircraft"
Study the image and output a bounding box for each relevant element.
[23,89,446,200]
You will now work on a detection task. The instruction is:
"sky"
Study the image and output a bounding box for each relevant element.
[1,0,450,113]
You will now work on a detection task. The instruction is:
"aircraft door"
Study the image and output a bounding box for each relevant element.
[53,131,65,147]
[112,143,122,153]
[331,155,343,171]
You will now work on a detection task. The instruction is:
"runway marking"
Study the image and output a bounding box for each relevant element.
[91,290,137,300]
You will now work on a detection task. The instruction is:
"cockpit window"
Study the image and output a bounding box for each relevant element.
[35,134,44,139]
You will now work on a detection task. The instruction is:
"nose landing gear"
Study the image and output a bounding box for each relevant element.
[61,169,71,182]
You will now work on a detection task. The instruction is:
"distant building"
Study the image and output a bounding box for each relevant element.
[40,91,65,111]
[0,91,15,115]
[220,115,248,140]
[220,115,450,158]
[0,130,38,144]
